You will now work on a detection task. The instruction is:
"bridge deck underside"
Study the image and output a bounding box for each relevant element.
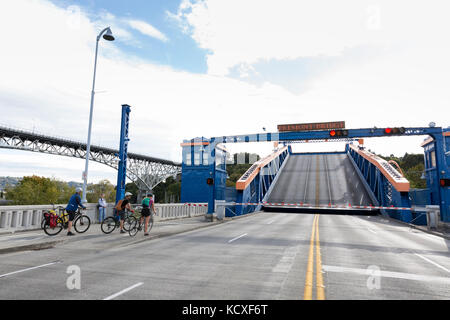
[265,153,374,213]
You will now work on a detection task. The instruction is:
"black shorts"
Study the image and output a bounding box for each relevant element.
[117,210,126,220]
[141,207,151,217]
[66,210,76,222]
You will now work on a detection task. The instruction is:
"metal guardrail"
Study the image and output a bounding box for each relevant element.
[0,203,208,233]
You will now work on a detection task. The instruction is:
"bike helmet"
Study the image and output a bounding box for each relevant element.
[125,192,133,197]
[75,187,83,193]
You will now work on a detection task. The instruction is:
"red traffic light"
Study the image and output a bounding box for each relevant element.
[441,179,450,187]
[206,178,214,185]
[384,127,406,135]
[329,130,348,137]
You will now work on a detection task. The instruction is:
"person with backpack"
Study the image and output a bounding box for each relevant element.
[115,192,135,234]
[65,187,87,236]
[140,193,156,236]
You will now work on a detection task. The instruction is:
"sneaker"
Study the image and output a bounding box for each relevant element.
[120,230,126,234]
[144,233,149,236]
[67,231,75,236]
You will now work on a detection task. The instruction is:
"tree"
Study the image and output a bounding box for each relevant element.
[125,182,138,203]
[226,153,261,187]
[5,176,74,205]
[153,176,181,203]
[379,153,426,189]
[86,179,116,203]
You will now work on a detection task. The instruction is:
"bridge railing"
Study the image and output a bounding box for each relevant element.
[0,203,208,233]
[346,143,413,223]
[234,146,289,215]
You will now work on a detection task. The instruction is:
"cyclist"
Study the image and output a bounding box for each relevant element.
[65,187,87,236]
[115,192,135,234]
[140,193,156,236]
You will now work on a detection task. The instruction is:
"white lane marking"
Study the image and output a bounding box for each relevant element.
[266,219,276,225]
[103,282,144,300]
[366,227,377,234]
[415,254,450,273]
[228,233,248,243]
[0,261,62,279]
[322,265,450,285]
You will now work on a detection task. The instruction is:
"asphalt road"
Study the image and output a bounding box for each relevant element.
[267,154,373,207]
[0,211,449,300]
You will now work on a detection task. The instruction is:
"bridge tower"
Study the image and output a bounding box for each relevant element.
[421,130,450,222]
[180,138,228,215]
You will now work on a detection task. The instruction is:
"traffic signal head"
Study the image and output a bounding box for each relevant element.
[329,129,349,137]
[206,178,214,185]
[440,179,450,187]
[384,127,406,135]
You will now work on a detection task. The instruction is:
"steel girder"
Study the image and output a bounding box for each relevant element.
[0,127,181,192]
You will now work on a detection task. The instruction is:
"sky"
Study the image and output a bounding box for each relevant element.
[0,0,449,184]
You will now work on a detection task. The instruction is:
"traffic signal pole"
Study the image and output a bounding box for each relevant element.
[115,104,131,204]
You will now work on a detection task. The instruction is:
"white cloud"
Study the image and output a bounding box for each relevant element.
[172,0,450,75]
[127,19,169,42]
[0,0,301,181]
[0,0,449,184]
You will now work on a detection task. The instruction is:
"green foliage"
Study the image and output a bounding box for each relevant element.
[379,153,426,189]
[153,176,181,203]
[125,182,139,203]
[226,153,260,187]
[5,176,120,205]
[5,175,74,205]
[86,179,116,203]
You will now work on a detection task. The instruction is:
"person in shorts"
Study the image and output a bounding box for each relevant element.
[115,192,135,234]
[140,193,156,236]
[65,187,87,236]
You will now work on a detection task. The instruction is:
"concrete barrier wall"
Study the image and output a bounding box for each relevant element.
[0,203,207,233]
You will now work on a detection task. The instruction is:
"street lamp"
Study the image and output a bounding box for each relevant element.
[82,27,115,203]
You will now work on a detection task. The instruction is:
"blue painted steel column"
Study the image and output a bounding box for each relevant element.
[115,104,131,204]
[433,133,450,222]
[207,147,216,215]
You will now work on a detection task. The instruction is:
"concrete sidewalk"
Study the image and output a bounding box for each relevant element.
[411,224,450,240]
[0,215,226,255]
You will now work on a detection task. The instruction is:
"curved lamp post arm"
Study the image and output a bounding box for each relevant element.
[82,27,114,203]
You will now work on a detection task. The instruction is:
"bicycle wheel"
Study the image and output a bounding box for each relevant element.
[74,215,91,234]
[128,219,140,237]
[123,215,136,232]
[146,216,154,233]
[41,218,46,230]
[101,217,117,234]
[43,218,63,236]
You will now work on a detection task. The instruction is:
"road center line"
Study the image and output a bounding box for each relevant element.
[103,282,144,300]
[414,253,450,273]
[303,215,317,300]
[228,233,248,243]
[0,261,62,279]
[315,215,325,300]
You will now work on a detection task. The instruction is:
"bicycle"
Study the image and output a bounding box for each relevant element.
[43,207,91,236]
[41,204,65,230]
[128,207,155,237]
[100,208,136,234]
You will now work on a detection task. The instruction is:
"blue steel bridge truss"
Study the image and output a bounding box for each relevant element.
[181,126,450,223]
